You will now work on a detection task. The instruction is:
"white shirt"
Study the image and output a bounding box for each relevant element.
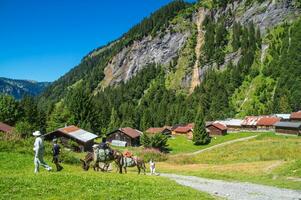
[33,137,44,153]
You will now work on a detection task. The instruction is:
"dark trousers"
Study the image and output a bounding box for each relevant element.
[52,155,63,171]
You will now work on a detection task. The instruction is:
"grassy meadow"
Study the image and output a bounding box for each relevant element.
[0,152,213,200]
[159,133,301,190]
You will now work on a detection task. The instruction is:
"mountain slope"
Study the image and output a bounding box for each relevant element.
[0,77,50,99]
[40,0,301,132]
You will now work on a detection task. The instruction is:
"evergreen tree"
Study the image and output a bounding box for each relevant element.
[107,107,119,133]
[193,110,210,145]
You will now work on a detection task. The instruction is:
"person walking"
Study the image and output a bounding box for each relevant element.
[33,131,52,173]
[52,138,63,171]
[149,159,156,175]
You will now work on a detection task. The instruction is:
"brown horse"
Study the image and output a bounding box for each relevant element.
[118,156,146,175]
[80,149,123,173]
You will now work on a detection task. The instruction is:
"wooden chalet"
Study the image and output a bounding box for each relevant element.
[274,122,301,136]
[45,125,98,152]
[171,123,194,139]
[0,122,13,133]
[216,119,242,132]
[107,127,142,147]
[290,111,301,121]
[241,116,262,130]
[206,122,227,136]
[256,116,280,131]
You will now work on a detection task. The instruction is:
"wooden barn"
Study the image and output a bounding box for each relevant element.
[290,111,301,121]
[0,122,13,133]
[256,116,280,131]
[45,125,98,152]
[107,127,142,147]
[206,122,227,136]
[217,119,242,132]
[241,116,262,130]
[274,122,301,136]
[171,123,194,139]
[146,126,172,136]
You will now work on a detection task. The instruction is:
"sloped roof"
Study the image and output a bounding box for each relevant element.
[58,125,98,142]
[290,111,301,119]
[274,114,290,120]
[207,122,227,131]
[274,121,301,128]
[257,116,280,126]
[219,119,243,127]
[0,122,13,133]
[241,116,262,126]
[120,127,142,138]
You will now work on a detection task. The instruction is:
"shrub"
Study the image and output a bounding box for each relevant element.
[140,133,169,152]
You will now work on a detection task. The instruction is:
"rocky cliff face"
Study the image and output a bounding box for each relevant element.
[95,0,300,93]
[99,30,190,89]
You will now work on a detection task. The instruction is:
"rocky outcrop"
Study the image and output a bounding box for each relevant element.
[100,30,190,89]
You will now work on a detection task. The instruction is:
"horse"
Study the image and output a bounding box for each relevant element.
[117,156,146,175]
[80,148,123,173]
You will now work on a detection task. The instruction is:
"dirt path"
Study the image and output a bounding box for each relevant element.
[161,173,301,200]
[186,135,258,156]
[190,8,206,94]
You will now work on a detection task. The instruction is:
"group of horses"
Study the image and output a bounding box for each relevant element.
[80,148,146,174]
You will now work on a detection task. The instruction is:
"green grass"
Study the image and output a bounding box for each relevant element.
[160,133,301,190]
[0,152,213,200]
[168,132,258,154]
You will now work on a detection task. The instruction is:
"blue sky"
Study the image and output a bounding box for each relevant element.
[0,0,194,82]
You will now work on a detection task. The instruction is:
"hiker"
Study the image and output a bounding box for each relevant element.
[149,159,156,175]
[99,137,109,150]
[52,138,63,171]
[33,131,52,173]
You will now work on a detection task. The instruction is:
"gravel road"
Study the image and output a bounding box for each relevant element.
[161,173,301,200]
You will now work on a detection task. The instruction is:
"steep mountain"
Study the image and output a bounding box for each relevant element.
[0,77,50,99]
[40,0,301,133]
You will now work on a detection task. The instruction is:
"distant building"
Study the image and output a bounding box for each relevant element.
[256,116,280,131]
[216,119,242,132]
[290,111,301,121]
[274,122,301,136]
[274,114,290,121]
[0,122,13,133]
[206,122,227,136]
[107,127,142,147]
[241,116,262,130]
[45,125,98,152]
[171,123,194,139]
[146,126,172,136]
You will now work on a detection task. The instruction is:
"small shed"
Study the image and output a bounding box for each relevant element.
[206,122,227,136]
[0,122,13,133]
[171,123,194,139]
[290,111,301,121]
[45,126,98,152]
[274,122,301,136]
[256,116,280,131]
[107,127,142,147]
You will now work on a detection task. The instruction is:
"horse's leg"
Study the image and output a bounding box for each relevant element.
[137,165,140,175]
[124,167,127,174]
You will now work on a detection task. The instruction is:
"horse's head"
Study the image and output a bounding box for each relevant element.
[80,152,94,171]
[80,159,90,171]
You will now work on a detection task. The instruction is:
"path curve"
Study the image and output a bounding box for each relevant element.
[161,173,301,200]
[186,135,258,156]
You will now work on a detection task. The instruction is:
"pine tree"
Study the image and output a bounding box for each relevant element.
[193,110,211,145]
[107,107,119,133]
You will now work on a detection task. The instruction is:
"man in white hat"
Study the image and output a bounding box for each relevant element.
[33,131,52,173]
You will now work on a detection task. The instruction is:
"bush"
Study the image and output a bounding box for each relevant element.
[140,133,169,152]
[14,121,33,138]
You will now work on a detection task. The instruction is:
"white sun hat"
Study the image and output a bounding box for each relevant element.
[33,131,41,136]
[92,144,99,148]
